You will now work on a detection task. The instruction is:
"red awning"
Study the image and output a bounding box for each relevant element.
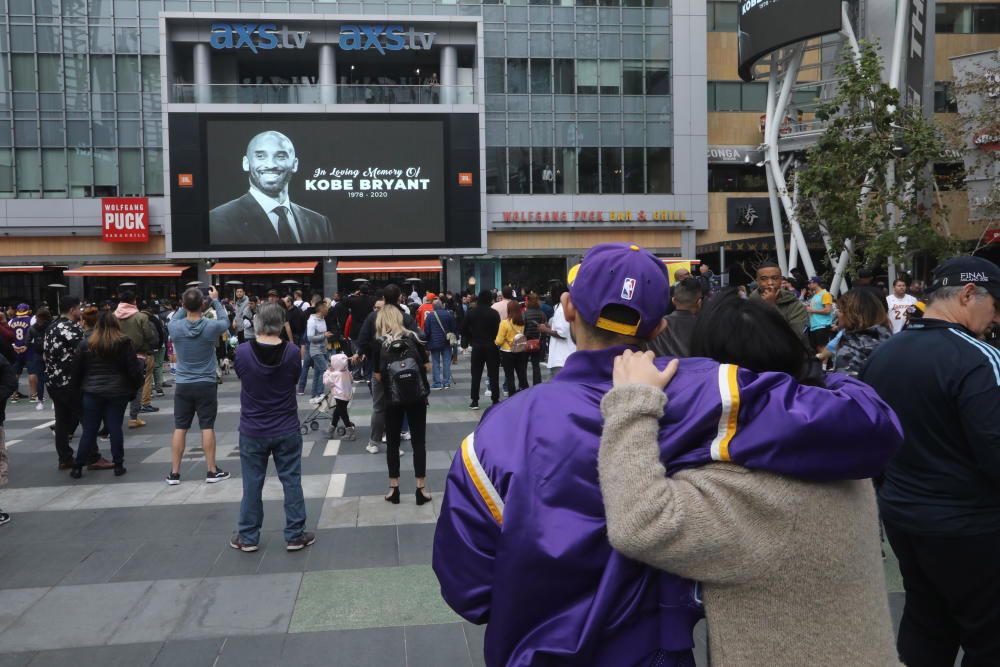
[207,262,318,275]
[64,264,191,278]
[0,265,45,273]
[337,259,442,274]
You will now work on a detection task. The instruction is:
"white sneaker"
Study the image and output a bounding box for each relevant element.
[401,431,412,441]
[365,441,380,454]
[309,396,324,405]
[35,401,44,411]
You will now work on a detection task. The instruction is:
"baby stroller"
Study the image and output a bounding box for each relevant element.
[299,391,334,436]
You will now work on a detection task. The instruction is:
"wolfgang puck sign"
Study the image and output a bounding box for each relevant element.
[102,197,149,242]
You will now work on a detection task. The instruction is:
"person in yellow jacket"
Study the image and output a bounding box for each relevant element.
[495,300,529,396]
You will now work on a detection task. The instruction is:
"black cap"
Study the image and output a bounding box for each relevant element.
[928,256,1000,300]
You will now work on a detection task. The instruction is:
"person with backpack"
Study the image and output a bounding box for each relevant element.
[423,299,458,390]
[372,303,430,506]
[114,291,157,428]
[495,300,528,396]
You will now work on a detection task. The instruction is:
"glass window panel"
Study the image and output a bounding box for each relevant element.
[578,147,599,193]
[41,120,65,146]
[0,121,11,147]
[508,59,529,94]
[37,25,61,52]
[556,147,576,193]
[645,33,669,59]
[714,81,741,111]
[67,120,90,146]
[11,54,35,91]
[623,60,644,95]
[645,61,670,95]
[624,147,644,192]
[116,56,141,91]
[973,5,1000,32]
[600,32,620,58]
[531,95,552,111]
[486,117,506,145]
[0,149,13,195]
[485,30,505,57]
[91,56,115,93]
[42,148,67,196]
[508,146,530,194]
[10,24,34,52]
[577,60,598,94]
[530,32,552,57]
[39,92,63,111]
[15,148,40,194]
[508,121,530,145]
[709,1,739,31]
[90,25,116,52]
[531,147,553,193]
[741,82,767,111]
[119,148,141,196]
[93,120,116,145]
[13,93,36,111]
[647,147,671,193]
[623,121,644,146]
[118,120,140,146]
[601,147,622,193]
[935,4,972,33]
[69,149,92,196]
[139,26,159,53]
[91,0,114,16]
[530,59,551,94]
[531,120,553,145]
[601,121,622,144]
[144,148,163,195]
[554,59,575,94]
[115,0,139,17]
[486,146,507,194]
[486,58,505,94]
[94,149,116,194]
[576,35,598,58]
[38,55,63,91]
[142,115,161,146]
[14,120,37,146]
[507,31,529,57]
[599,60,621,94]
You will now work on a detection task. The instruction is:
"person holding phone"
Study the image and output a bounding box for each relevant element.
[165,285,232,485]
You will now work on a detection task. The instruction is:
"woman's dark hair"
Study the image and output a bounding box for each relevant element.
[690,288,817,385]
[837,288,890,332]
[507,299,525,326]
[477,289,493,308]
[88,310,127,359]
[526,292,540,309]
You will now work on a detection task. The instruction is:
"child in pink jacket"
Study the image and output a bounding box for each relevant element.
[323,353,356,440]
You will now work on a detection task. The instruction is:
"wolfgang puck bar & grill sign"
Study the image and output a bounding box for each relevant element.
[102,197,149,242]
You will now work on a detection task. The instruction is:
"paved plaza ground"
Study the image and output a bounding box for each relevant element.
[0,357,910,666]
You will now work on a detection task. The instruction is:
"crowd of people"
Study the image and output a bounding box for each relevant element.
[0,245,998,667]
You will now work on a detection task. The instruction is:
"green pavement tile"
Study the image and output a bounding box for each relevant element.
[289,565,460,633]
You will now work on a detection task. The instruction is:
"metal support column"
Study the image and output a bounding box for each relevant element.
[319,44,336,104]
[193,43,211,104]
[440,46,458,105]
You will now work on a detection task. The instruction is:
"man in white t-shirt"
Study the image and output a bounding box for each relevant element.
[886,278,918,334]
[538,287,576,376]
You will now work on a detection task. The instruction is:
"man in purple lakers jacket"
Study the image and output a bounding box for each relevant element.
[432,243,902,667]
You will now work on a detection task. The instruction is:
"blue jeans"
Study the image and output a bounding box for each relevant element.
[297,353,328,397]
[237,431,306,545]
[75,392,129,466]
[431,348,452,387]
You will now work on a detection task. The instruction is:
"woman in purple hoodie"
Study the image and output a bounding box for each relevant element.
[230,303,316,553]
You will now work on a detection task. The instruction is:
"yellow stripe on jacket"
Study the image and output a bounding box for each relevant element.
[461,434,505,525]
[710,364,741,462]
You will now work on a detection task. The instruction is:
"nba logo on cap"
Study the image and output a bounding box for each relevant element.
[621,278,636,301]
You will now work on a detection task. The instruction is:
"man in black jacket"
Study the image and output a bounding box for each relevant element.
[461,290,501,410]
[0,350,17,525]
[862,256,1000,667]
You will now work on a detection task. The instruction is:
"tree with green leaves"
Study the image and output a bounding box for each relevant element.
[795,41,958,279]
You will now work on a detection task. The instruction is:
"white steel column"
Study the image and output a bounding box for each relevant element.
[319,44,336,104]
[440,46,458,105]
[193,43,211,103]
[765,53,789,276]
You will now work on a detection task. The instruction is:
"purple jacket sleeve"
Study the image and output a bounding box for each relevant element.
[433,432,503,624]
[727,369,903,480]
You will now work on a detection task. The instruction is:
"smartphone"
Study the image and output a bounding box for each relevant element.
[200,286,211,298]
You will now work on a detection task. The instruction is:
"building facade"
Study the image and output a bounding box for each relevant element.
[0,0,707,303]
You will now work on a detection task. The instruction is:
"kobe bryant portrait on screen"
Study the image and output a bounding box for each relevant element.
[208,130,333,246]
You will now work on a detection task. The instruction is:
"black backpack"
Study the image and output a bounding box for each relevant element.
[381,334,428,406]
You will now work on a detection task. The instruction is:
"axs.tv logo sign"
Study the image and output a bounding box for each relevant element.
[210,23,310,53]
[339,25,436,54]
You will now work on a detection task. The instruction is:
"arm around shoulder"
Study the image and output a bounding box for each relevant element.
[599,384,795,584]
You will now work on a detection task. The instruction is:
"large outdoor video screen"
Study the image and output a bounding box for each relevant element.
[168,113,481,251]
[738,0,841,81]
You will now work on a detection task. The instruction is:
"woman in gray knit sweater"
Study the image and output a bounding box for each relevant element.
[599,295,902,666]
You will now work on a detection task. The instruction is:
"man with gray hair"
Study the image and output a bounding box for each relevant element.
[862,256,1000,666]
[230,303,314,552]
[166,286,231,485]
[208,130,333,246]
